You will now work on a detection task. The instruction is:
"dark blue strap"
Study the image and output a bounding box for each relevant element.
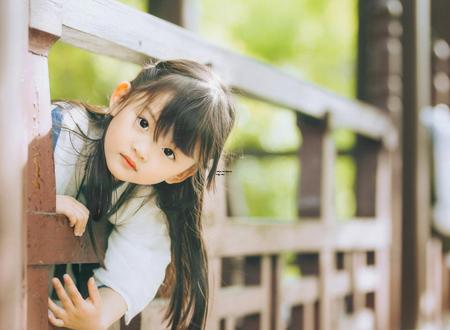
[51,106,63,152]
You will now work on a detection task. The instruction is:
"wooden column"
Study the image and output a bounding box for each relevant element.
[400,0,432,328]
[0,1,28,329]
[27,7,62,327]
[297,113,335,330]
[27,3,111,329]
[357,0,403,328]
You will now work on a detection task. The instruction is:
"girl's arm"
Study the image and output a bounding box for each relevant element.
[98,287,127,328]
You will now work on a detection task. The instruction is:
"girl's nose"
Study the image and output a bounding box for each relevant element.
[132,142,148,162]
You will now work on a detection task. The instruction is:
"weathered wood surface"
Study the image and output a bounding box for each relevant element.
[29,0,397,146]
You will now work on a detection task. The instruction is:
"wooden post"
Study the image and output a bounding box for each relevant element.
[0,1,28,329]
[357,1,403,328]
[149,0,200,32]
[400,0,432,328]
[27,22,62,330]
[297,113,335,330]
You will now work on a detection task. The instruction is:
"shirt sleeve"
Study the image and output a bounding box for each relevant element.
[92,200,172,326]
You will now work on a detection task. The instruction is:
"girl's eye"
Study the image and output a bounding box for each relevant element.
[137,117,149,130]
[162,148,176,161]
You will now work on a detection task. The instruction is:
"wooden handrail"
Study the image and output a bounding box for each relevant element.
[205,218,389,257]
[30,0,397,146]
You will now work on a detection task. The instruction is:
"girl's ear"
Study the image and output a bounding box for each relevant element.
[166,164,198,184]
[109,81,131,116]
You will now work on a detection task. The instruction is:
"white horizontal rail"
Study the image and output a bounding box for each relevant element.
[30,0,397,146]
[205,218,390,257]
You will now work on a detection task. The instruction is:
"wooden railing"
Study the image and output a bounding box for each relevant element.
[26,0,398,329]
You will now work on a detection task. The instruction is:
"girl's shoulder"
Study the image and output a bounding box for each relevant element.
[51,100,104,140]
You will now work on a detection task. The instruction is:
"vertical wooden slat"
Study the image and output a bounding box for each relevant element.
[260,256,271,330]
[303,303,314,330]
[296,114,326,218]
[320,114,335,330]
[297,113,334,329]
[204,157,228,330]
[375,148,392,330]
[0,1,28,330]
[270,255,283,330]
[355,137,380,218]
[352,252,366,317]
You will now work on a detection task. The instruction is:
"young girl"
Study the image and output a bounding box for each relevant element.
[47,59,236,330]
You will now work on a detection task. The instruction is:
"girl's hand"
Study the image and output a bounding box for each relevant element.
[56,195,89,237]
[48,274,105,330]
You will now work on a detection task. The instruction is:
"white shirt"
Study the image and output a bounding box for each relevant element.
[52,102,171,325]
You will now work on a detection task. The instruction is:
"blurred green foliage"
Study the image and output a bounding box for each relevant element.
[201,0,358,221]
[48,0,358,225]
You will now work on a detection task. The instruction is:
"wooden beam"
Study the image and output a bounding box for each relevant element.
[29,0,397,145]
[205,218,389,257]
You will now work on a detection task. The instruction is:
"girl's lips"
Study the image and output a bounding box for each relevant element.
[121,153,136,171]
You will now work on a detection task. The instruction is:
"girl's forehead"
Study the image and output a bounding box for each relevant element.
[134,91,173,115]
[129,93,202,164]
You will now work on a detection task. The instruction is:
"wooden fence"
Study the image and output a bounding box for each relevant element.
[23,0,398,329]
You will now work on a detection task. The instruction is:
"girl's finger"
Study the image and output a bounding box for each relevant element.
[74,216,87,236]
[48,297,66,320]
[67,215,77,228]
[87,277,101,307]
[52,277,75,312]
[48,309,65,327]
[63,274,84,307]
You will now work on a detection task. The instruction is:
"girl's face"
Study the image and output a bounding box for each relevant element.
[104,90,199,185]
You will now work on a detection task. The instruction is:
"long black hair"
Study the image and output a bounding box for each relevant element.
[53,59,236,329]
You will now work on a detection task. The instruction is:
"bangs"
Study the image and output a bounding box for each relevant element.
[122,76,217,167]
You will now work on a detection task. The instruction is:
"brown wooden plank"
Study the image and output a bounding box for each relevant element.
[27,213,109,265]
[27,266,52,330]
